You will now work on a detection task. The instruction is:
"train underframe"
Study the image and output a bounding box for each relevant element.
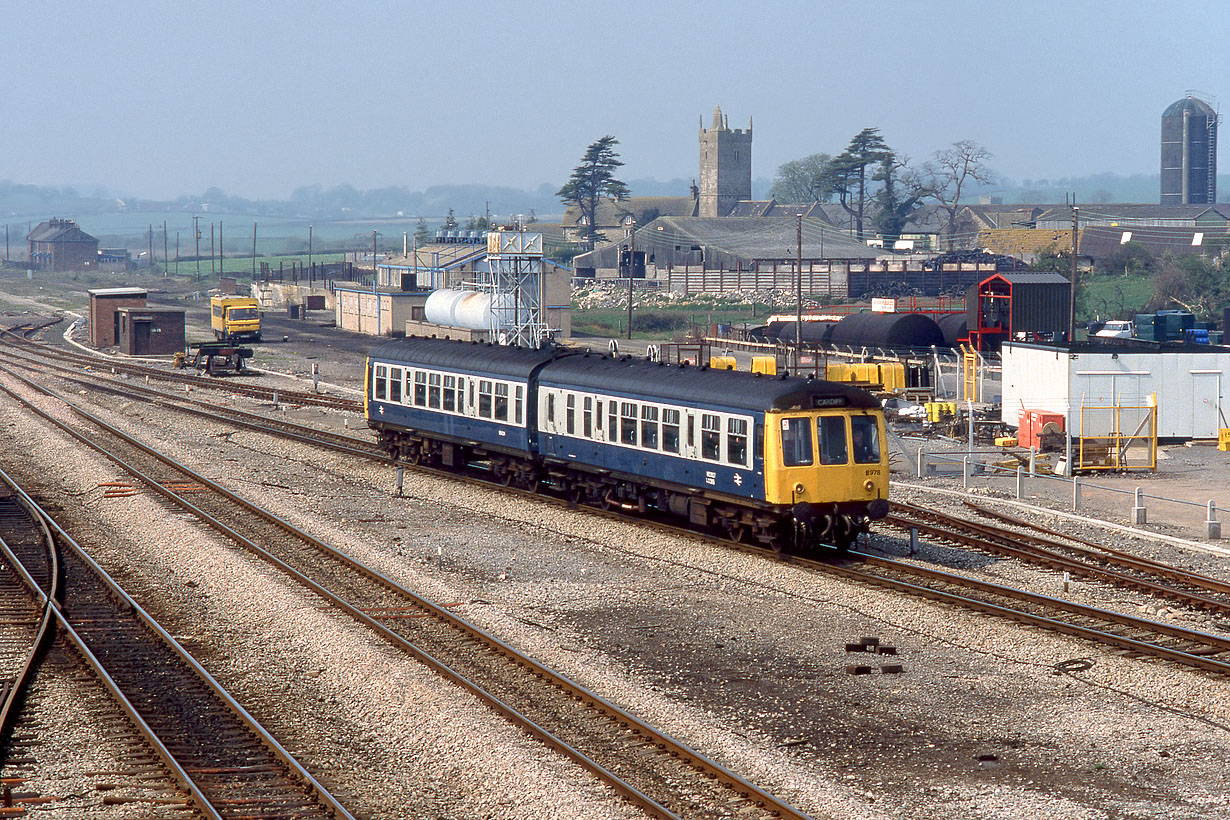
[375,427,876,552]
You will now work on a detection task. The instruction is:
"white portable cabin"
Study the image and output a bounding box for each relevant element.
[1001,341,1230,440]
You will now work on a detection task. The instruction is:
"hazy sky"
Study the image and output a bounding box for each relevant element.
[3,0,1226,200]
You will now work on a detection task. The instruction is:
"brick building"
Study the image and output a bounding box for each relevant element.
[27,218,99,271]
[87,287,147,347]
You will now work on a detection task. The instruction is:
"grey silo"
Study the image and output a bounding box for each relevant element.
[1160,95,1219,205]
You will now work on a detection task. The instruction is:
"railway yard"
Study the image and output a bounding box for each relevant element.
[2,285,1230,818]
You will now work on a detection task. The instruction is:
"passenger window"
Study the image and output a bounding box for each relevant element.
[781,417,813,466]
[608,402,618,442]
[726,418,748,466]
[469,381,475,411]
[641,405,659,450]
[479,380,493,418]
[662,408,680,453]
[687,414,695,448]
[566,394,576,434]
[389,367,403,403]
[428,373,441,408]
[701,414,720,461]
[621,402,637,446]
[374,364,387,401]
[515,385,524,424]
[583,397,593,438]
[819,416,848,465]
[442,375,456,412]
[413,371,426,406]
[547,393,555,425]
[851,415,881,464]
[495,383,509,421]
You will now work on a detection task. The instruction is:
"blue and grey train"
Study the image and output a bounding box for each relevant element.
[365,337,889,550]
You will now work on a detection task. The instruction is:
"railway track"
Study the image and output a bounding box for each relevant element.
[0,466,352,819]
[886,500,1230,615]
[0,324,361,412]
[8,352,1230,682]
[0,364,814,820]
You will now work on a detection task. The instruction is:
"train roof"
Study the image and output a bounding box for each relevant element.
[539,353,881,412]
[368,336,564,379]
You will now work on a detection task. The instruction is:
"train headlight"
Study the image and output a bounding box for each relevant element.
[863,479,875,492]
[794,482,806,496]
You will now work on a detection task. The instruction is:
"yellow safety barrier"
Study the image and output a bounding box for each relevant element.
[709,355,736,370]
[751,356,777,375]
[1220,429,1230,452]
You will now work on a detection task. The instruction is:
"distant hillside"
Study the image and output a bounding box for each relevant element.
[2,173,1226,234]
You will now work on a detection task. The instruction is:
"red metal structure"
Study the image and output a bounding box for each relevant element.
[965,272,1070,352]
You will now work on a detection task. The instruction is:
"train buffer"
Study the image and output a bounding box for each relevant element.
[190,342,254,375]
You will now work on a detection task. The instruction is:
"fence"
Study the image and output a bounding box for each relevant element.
[914,447,1224,539]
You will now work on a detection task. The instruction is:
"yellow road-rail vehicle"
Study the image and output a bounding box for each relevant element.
[210,296,262,342]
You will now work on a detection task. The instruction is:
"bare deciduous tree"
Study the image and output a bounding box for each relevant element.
[921,140,995,249]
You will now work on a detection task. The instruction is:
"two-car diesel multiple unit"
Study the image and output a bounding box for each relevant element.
[365,337,889,551]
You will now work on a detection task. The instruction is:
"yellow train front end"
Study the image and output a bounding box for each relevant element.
[763,407,890,547]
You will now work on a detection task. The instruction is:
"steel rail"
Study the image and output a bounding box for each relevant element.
[0,328,360,411]
[961,500,1230,594]
[12,354,1230,681]
[0,422,356,819]
[886,501,1230,612]
[0,480,58,747]
[0,365,809,820]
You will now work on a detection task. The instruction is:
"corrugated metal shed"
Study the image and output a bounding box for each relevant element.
[966,271,1070,350]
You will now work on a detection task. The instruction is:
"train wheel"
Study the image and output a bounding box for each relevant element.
[727,522,749,544]
[404,445,422,466]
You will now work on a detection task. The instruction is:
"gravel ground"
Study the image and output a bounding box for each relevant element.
[4,290,1230,818]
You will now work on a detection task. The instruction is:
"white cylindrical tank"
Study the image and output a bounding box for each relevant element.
[424,289,492,330]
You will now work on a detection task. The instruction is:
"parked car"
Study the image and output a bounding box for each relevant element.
[1094,320,1133,339]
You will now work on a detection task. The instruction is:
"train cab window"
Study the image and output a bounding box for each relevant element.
[412,371,426,406]
[621,402,637,446]
[515,386,524,425]
[495,383,509,421]
[662,408,680,453]
[374,365,388,401]
[583,397,594,438]
[479,380,493,418]
[780,417,813,466]
[851,415,881,464]
[428,373,442,408]
[608,403,618,442]
[389,368,404,404]
[565,394,576,434]
[641,405,659,450]
[819,416,848,465]
[726,418,748,466]
[442,375,457,412]
[701,414,721,461]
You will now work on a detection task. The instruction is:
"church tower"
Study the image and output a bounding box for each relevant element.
[698,105,752,217]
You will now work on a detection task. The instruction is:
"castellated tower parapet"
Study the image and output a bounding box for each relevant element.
[698,105,752,217]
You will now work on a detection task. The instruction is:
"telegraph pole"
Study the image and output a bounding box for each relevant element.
[193,216,201,283]
[162,221,168,277]
[308,224,313,271]
[219,221,223,279]
[626,218,635,340]
[252,222,258,279]
[209,223,215,277]
[795,214,803,351]
[175,232,179,277]
[148,224,153,272]
[1069,203,1079,344]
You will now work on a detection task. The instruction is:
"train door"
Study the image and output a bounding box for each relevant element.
[682,411,699,459]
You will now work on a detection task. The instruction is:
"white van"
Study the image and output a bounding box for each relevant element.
[1094,320,1133,339]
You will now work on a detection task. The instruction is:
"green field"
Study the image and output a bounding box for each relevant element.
[1079,272,1155,322]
